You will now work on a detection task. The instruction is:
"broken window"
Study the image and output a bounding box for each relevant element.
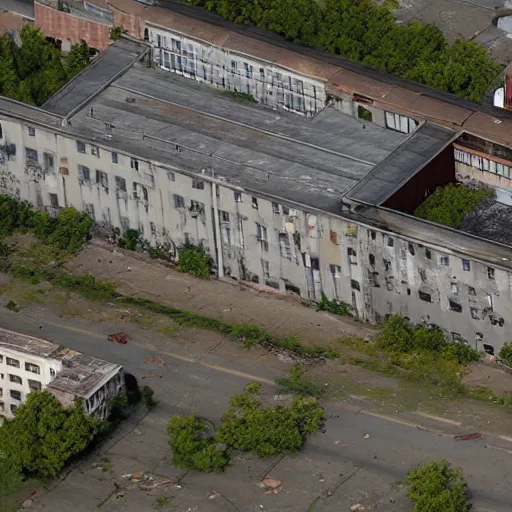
[112,152,118,164]
[78,165,90,184]
[76,141,86,153]
[425,248,432,260]
[486,293,493,311]
[347,247,357,265]
[115,176,127,192]
[190,200,204,216]
[192,179,204,190]
[25,147,38,163]
[383,259,391,271]
[49,194,59,207]
[43,152,54,171]
[96,170,108,191]
[330,264,341,278]
[351,280,360,291]
[279,233,292,260]
[234,191,242,202]
[262,260,270,279]
[357,105,373,122]
[9,374,22,384]
[449,300,462,313]
[220,211,229,223]
[418,269,427,282]
[28,379,41,392]
[440,256,449,266]
[256,223,268,251]
[408,243,415,255]
[173,194,185,209]
[418,291,431,302]
[387,237,394,247]
[85,203,95,220]
[483,344,494,356]
[25,362,40,374]
[451,283,459,295]
[27,126,35,136]
[272,203,280,214]
[10,390,21,401]
[130,158,139,171]
[369,230,376,240]
[470,308,479,320]
[50,368,56,378]
[91,145,100,157]
[167,171,175,181]
[10,404,17,414]
[462,259,470,271]
[282,206,290,215]
[488,267,495,280]
[369,254,375,266]
[252,197,259,209]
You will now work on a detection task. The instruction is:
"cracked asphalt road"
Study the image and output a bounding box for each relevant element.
[1,307,511,512]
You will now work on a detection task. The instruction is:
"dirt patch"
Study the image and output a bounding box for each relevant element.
[464,362,512,397]
[66,242,376,347]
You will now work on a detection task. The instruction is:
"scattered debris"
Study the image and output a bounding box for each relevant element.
[115,492,125,499]
[121,474,132,479]
[455,433,483,441]
[208,490,221,499]
[262,477,282,489]
[273,394,293,402]
[363,434,370,439]
[144,358,165,365]
[334,440,347,446]
[108,332,128,344]
[350,504,366,511]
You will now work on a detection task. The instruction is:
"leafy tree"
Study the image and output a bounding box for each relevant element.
[0,391,100,478]
[406,460,470,512]
[43,207,92,253]
[0,26,90,105]
[414,184,493,228]
[215,382,325,457]
[167,413,230,472]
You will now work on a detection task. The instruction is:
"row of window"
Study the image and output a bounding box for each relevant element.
[0,401,18,415]
[454,148,511,179]
[0,356,40,374]
[1,374,41,389]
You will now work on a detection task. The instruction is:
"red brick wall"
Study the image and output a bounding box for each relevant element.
[111,5,143,40]
[34,1,111,51]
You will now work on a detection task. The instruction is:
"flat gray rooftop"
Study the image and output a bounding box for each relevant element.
[347,123,455,205]
[43,38,149,117]
[67,64,406,213]
[0,328,60,358]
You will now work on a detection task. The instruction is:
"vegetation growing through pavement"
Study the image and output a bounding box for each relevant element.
[140,385,158,410]
[0,392,101,480]
[0,26,90,105]
[275,364,325,398]
[215,382,325,457]
[219,90,256,103]
[167,413,230,472]
[406,460,470,512]
[177,243,211,279]
[414,184,493,229]
[498,343,512,367]
[168,382,325,472]
[109,26,127,41]
[181,0,501,102]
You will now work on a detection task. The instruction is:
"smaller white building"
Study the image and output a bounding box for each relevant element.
[0,328,124,420]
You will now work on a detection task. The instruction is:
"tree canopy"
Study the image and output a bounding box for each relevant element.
[0,391,100,478]
[185,0,501,102]
[0,26,90,105]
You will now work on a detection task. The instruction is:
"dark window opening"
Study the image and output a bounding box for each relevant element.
[369,254,375,266]
[144,28,149,40]
[252,197,258,209]
[449,300,462,313]
[425,248,432,260]
[370,230,376,240]
[408,243,415,255]
[483,343,494,356]
[462,259,470,271]
[351,280,360,291]
[407,288,411,296]
[285,283,300,295]
[311,257,320,271]
[357,105,373,122]
[49,193,59,207]
[488,267,495,280]
[419,291,431,302]
[470,308,479,320]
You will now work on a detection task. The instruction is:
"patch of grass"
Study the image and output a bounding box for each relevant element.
[231,322,269,348]
[5,299,20,312]
[314,292,352,317]
[10,263,49,285]
[51,273,117,301]
[468,385,512,407]
[155,496,174,507]
[340,336,379,355]
[414,183,493,229]
[100,456,112,472]
[348,357,401,377]
[22,289,45,304]
[219,90,256,103]
[177,243,211,279]
[275,364,325,397]
[156,325,178,337]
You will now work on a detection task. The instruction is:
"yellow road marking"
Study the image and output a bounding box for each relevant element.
[413,411,462,426]
[45,320,275,385]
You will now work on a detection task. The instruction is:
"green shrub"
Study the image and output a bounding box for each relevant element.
[0,456,23,497]
[177,243,211,279]
[499,343,512,366]
[109,26,127,40]
[10,263,50,284]
[215,383,325,457]
[118,229,140,251]
[230,322,269,347]
[6,299,20,312]
[44,208,92,253]
[275,364,325,397]
[51,273,117,300]
[442,342,480,365]
[167,413,229,472]
[414,184,493,228]
[140,385,158,410]
[406,460,470,512]
[314,292,351,316]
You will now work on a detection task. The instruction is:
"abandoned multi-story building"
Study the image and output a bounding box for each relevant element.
[1,33,512,357]
[0,327,124,419]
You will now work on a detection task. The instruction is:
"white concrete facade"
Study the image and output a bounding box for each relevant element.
[146,24,327,116]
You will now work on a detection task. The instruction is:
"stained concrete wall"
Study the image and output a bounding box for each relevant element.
[1,116,511,355]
